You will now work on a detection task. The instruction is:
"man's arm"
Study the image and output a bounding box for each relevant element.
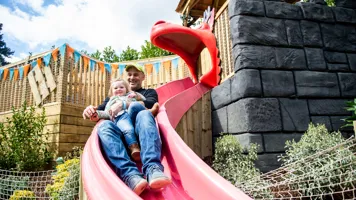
[97,97,110,110]
[82,97,110,120]
[142,89,158,109]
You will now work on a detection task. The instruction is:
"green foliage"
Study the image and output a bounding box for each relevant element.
[9,190,35,200]
[279,123,356,198]
[90,50,103,61]
[46,158,80,200]
[0,23,15,66]
[212,135,273,199]
[119,46,140,61]
[64,146,83,161]
[140,40,173,59]
[325,0,335,6]
[0,176,30,199]
[0,101,53,171]
[342,99,356,127]
[102,46,120,63]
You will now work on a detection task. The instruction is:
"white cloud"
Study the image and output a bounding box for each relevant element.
[0,0,181,54]
[4,52,27,63]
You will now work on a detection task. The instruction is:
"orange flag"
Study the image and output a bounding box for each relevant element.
[3,68,9,80]
[66,45,75,58]
[163,60,171,71]
[14,69,19,80]
[82,56,89,71]
[145,64,153,75]
[98,62,105,73]
[52,48,59,61]
[111,64,118,74]
[37,58,42,69]
[23,64,30,77]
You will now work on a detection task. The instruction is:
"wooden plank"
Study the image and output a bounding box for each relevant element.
[201,92,212,159]
[187,108,194,149]
[59,133,90,143]
[28,71,42,105]
[215,0,228,20]
[193,98,203,157]
[61,115,96,127]
[60,124,93,135]
[34,66,50,100]
[44,66,57,92]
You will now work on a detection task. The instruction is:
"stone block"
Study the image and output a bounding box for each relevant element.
[338,73,356,97]
[233,45,276,71]
[324,51,348,63]
[230,16,288,46]
[211,79,231,110]
[295,71,340,97]
[280,99,310,132]
[309,0,327,5]
[276,48,307,69]
[212,107,228,136]
[335,0,356,9]
[321,23,356,52]
[332,7,356,24]
[305,48,327,70]
[234,133,264,153]
[227,98,281,133]
[285,20,303,47]
[298,2,335,22]
[309,99,352,115]
[231,69,262,102]
[327,63,350,71]
[348,54,356,71]
[229,0,265,18]
[265,2,303,19]
[263,133,303,152]
[330,116,353,132]
[255,153,282,173]
[261,70,295,97]
[300,20,323,47]
[311,116,332,131]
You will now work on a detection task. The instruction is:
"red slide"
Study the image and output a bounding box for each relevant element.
[81,77,252,200]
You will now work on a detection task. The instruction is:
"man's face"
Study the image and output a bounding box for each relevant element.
[126,67,145,91]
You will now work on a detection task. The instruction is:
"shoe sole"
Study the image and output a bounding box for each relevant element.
[149,177,172,190]
[133,179,148,195]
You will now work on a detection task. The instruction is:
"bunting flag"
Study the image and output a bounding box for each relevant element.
[59,44,66,57]
[0,68,3,80]
[52,48,59,61]
[119,64,125,75]
[145,64,153,75]
[66,45,75,58]
[9,68,14,80]
[37,58,42,69]
[172,57,179,69]
[3,68,9,80]
[74,51,81,64]
[90,60,96,71]
[111,64,118,74]
[153,62,161,74]
[14,69,19,81]
[31,61,37,68]
[163,60,171,71]
[19,66,24,79]
[83,56,89,71]
[98,62,105,73]
[24,64,30,77]
[43,53,52,66]
[104,63,111,74]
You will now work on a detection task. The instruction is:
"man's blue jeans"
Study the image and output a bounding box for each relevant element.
[114,112,137,147]
[97,102,163,181]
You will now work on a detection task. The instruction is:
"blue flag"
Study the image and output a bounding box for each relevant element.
[19,66,24,79]
[74,51,81,64]
[90,60,96,71]
[119,64,126,75]
[43,53,52,66]
[59,44,66,57]
[31,61,37,68]
[104,63,111,73]
[9,68,14,80]
[172,57,179,69]
[153,62,161,74]
[0,68,3,80]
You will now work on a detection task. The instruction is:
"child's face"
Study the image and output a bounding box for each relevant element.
[112,81,127,96]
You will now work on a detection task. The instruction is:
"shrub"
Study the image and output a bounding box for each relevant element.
[46,158,80,200]
[9,190,35,200]
[0,101,53,171]
[64,146,83,161]
[212,135,273,199]
[0,176,30,199]
[342,99,356,128]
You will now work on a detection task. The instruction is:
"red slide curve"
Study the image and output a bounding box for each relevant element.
[81,77,252,200]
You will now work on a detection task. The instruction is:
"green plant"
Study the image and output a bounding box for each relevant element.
[212,135,273,199]
[279,123,356,199]
[0,101,53,171]
[342,99,356,127]
[0,176,30,199]
[46,158,80,200]
[64,146,83,161]
[9,190,35,200]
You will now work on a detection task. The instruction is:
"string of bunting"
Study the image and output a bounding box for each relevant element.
[0,43,180,81]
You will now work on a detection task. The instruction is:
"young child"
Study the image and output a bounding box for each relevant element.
[93,78,159,161]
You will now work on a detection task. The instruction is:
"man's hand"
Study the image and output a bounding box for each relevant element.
[83,105,97,119]
[127,92,137,99]
[109,102,123,119]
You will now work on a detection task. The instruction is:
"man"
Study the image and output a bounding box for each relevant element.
[82,64,171,195]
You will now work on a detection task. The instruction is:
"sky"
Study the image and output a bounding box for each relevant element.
[0,0,182,63]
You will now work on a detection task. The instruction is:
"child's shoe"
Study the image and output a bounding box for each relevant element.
[147,165,171,190]
[124,174,148,195]
[129,143,141,162]
[149,103,160,117]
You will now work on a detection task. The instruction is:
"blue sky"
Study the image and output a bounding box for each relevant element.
[0,0,182,63]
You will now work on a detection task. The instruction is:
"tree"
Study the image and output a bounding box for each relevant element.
[0,23,14,66]
[90,50,103,61]
[102,46,120,63]
[119,46,139,61]
[140,40,173,59]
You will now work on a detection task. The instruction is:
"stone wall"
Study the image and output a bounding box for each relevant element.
[211,0,356,172]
